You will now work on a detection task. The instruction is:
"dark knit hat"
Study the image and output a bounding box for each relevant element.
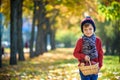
[81,16,96,32]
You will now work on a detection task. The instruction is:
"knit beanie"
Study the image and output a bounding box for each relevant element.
[81,16,96,33]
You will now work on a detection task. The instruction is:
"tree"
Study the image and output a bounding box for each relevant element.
[98,1,120,62]
[10,0,18,65]
[17,0,25,61]
[1,0,25,64]
[30,1,37,58]
[35,0,47,55]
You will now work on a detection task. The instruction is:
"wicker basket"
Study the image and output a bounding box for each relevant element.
[79,61,99,76]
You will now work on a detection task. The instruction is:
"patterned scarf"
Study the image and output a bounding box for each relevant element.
[82,34,98,59]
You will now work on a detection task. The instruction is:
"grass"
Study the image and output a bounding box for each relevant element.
[0,48,120,80]
[99,56,120,80]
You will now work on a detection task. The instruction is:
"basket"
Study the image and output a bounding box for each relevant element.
[79,60,99,76]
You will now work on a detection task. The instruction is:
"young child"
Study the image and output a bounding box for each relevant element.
[73,16,103,80]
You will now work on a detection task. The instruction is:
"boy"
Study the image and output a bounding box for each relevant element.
[73,16,103,80]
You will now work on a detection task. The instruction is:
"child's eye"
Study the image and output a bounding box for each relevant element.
[89,28,93,30]
[83,29,88,31]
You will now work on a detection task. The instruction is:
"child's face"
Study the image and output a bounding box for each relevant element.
[83,24,94,37]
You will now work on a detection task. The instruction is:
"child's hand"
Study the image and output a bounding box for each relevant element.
[85,55,90,62]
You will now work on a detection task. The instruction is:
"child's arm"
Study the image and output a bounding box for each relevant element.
[98,38,104,69]
[73,39,86,60]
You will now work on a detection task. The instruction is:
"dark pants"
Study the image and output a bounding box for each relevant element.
[79,70,98,80]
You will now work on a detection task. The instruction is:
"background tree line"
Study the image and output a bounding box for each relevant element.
[0,0,120,67]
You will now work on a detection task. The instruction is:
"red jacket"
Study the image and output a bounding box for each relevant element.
[73,37,103,69]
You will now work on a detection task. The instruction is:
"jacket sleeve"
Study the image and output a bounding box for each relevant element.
[97,38,104,69]
[73,38,86,60]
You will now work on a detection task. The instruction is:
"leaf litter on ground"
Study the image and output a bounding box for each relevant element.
[0,48,120,80]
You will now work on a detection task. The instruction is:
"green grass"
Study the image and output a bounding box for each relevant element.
[0,48,120,80]
[99,56,120,80]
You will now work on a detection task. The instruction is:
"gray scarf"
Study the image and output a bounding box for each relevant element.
[82,34,98,59]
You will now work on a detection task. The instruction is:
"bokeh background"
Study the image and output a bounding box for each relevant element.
[0,0,120,80]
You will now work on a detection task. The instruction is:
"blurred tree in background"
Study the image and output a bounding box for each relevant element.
[98,1,120,52]
[98,0,120,62]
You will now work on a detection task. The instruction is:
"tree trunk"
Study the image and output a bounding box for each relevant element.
[51,30,56,50]
[119,52,120,63]
[35,26,45,55]
[46,17,56,50]
[30,1,37,58]
[35,1,46,55]
[45,17,50,51]
[105,38,110,55]
[17,0,25,61]
[0,13,2,67]
[35,19,46,55]
[49,10,59,50]
[10,0,17,65]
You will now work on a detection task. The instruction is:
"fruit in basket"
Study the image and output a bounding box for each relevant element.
[81,63,85,66]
